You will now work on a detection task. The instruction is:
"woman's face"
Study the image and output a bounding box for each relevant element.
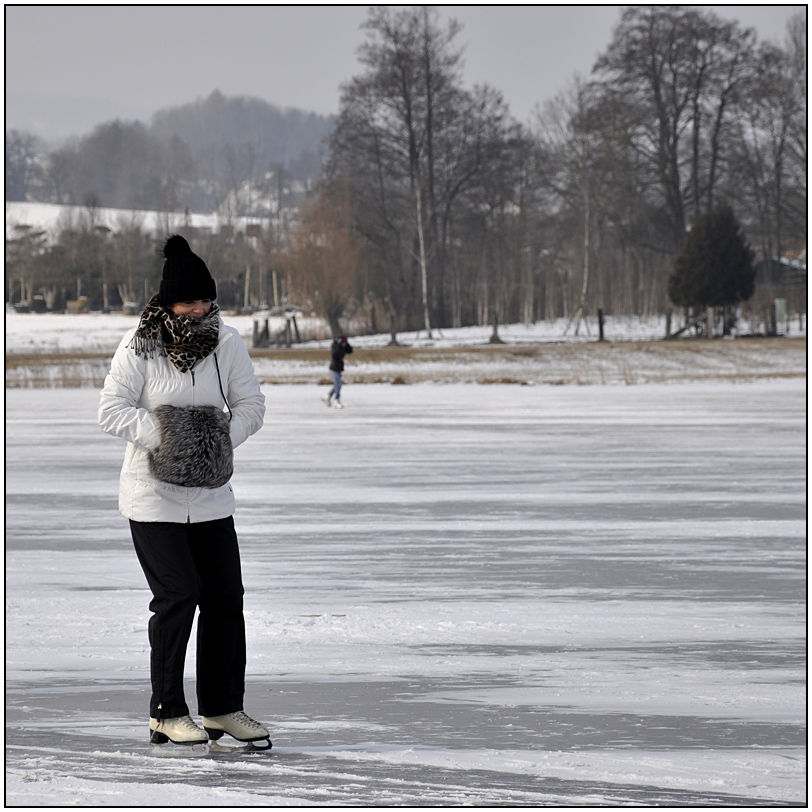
[171,299,212,318]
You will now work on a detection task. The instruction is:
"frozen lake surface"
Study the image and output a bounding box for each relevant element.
[6,381,807,806]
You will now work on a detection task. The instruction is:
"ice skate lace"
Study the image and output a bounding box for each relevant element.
[177,715,203,731]
[228,711,262,729]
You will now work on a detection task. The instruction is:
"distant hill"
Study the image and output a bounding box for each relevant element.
[151,90,334,173]
[6,91,335,214]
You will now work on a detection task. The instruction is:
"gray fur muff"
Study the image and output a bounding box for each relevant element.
[149,405,233,488]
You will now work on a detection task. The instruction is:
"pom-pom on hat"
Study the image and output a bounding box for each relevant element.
[159,234,217,306]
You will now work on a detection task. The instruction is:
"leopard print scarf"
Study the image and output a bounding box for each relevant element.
[129,294,221,373]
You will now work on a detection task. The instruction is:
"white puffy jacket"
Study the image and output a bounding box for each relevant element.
[99,320,265,523]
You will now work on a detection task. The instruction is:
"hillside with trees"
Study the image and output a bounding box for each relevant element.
[5,7,806,337]
[6,90,334,214]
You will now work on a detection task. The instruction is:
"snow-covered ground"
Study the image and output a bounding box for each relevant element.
[5,310,674,354]
[5,201,270,243]
[8,310,806,355]
[5,311,807,389]
[5,378,806,806]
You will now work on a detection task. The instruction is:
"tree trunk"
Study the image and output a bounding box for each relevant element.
[489,306,504,343]
[415,178,432,338]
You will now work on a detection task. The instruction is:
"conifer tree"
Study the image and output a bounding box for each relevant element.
[668,204,756,314]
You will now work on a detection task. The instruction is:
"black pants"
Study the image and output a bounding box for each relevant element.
[130,517,246,720]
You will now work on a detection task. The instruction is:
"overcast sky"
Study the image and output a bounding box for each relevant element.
[6,5,803,141]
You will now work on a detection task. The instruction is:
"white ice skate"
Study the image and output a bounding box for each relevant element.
[332,400,344,409]
[321,393,332,407]
[149,715,208,745]
[202,711,271,749]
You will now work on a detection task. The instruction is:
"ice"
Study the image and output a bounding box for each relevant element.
[5,377,806,805]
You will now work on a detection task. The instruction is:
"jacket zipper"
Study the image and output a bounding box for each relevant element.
[186,368,196,523]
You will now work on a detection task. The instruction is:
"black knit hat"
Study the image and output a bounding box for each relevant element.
[159,234,217,306]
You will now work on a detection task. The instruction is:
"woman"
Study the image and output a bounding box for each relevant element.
[321,334,353,409]
[99,235,269,749]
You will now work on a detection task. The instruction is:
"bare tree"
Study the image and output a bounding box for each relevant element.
[286,180,362,337]
[341,6,467,335]
[593,7,757,250]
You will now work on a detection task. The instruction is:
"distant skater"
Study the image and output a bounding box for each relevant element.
[322,334,353,409]
[98,234,271,750]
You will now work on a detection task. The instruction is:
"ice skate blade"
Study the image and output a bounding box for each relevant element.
[208,739,272,755]
[151,741,210,757]
[204,725,272,750]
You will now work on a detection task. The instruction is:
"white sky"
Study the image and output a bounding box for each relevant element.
[5,5,803,139]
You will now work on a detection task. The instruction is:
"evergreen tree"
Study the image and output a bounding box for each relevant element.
[668,204,756,312]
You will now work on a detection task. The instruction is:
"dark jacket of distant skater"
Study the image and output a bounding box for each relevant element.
[329,336,353,372]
